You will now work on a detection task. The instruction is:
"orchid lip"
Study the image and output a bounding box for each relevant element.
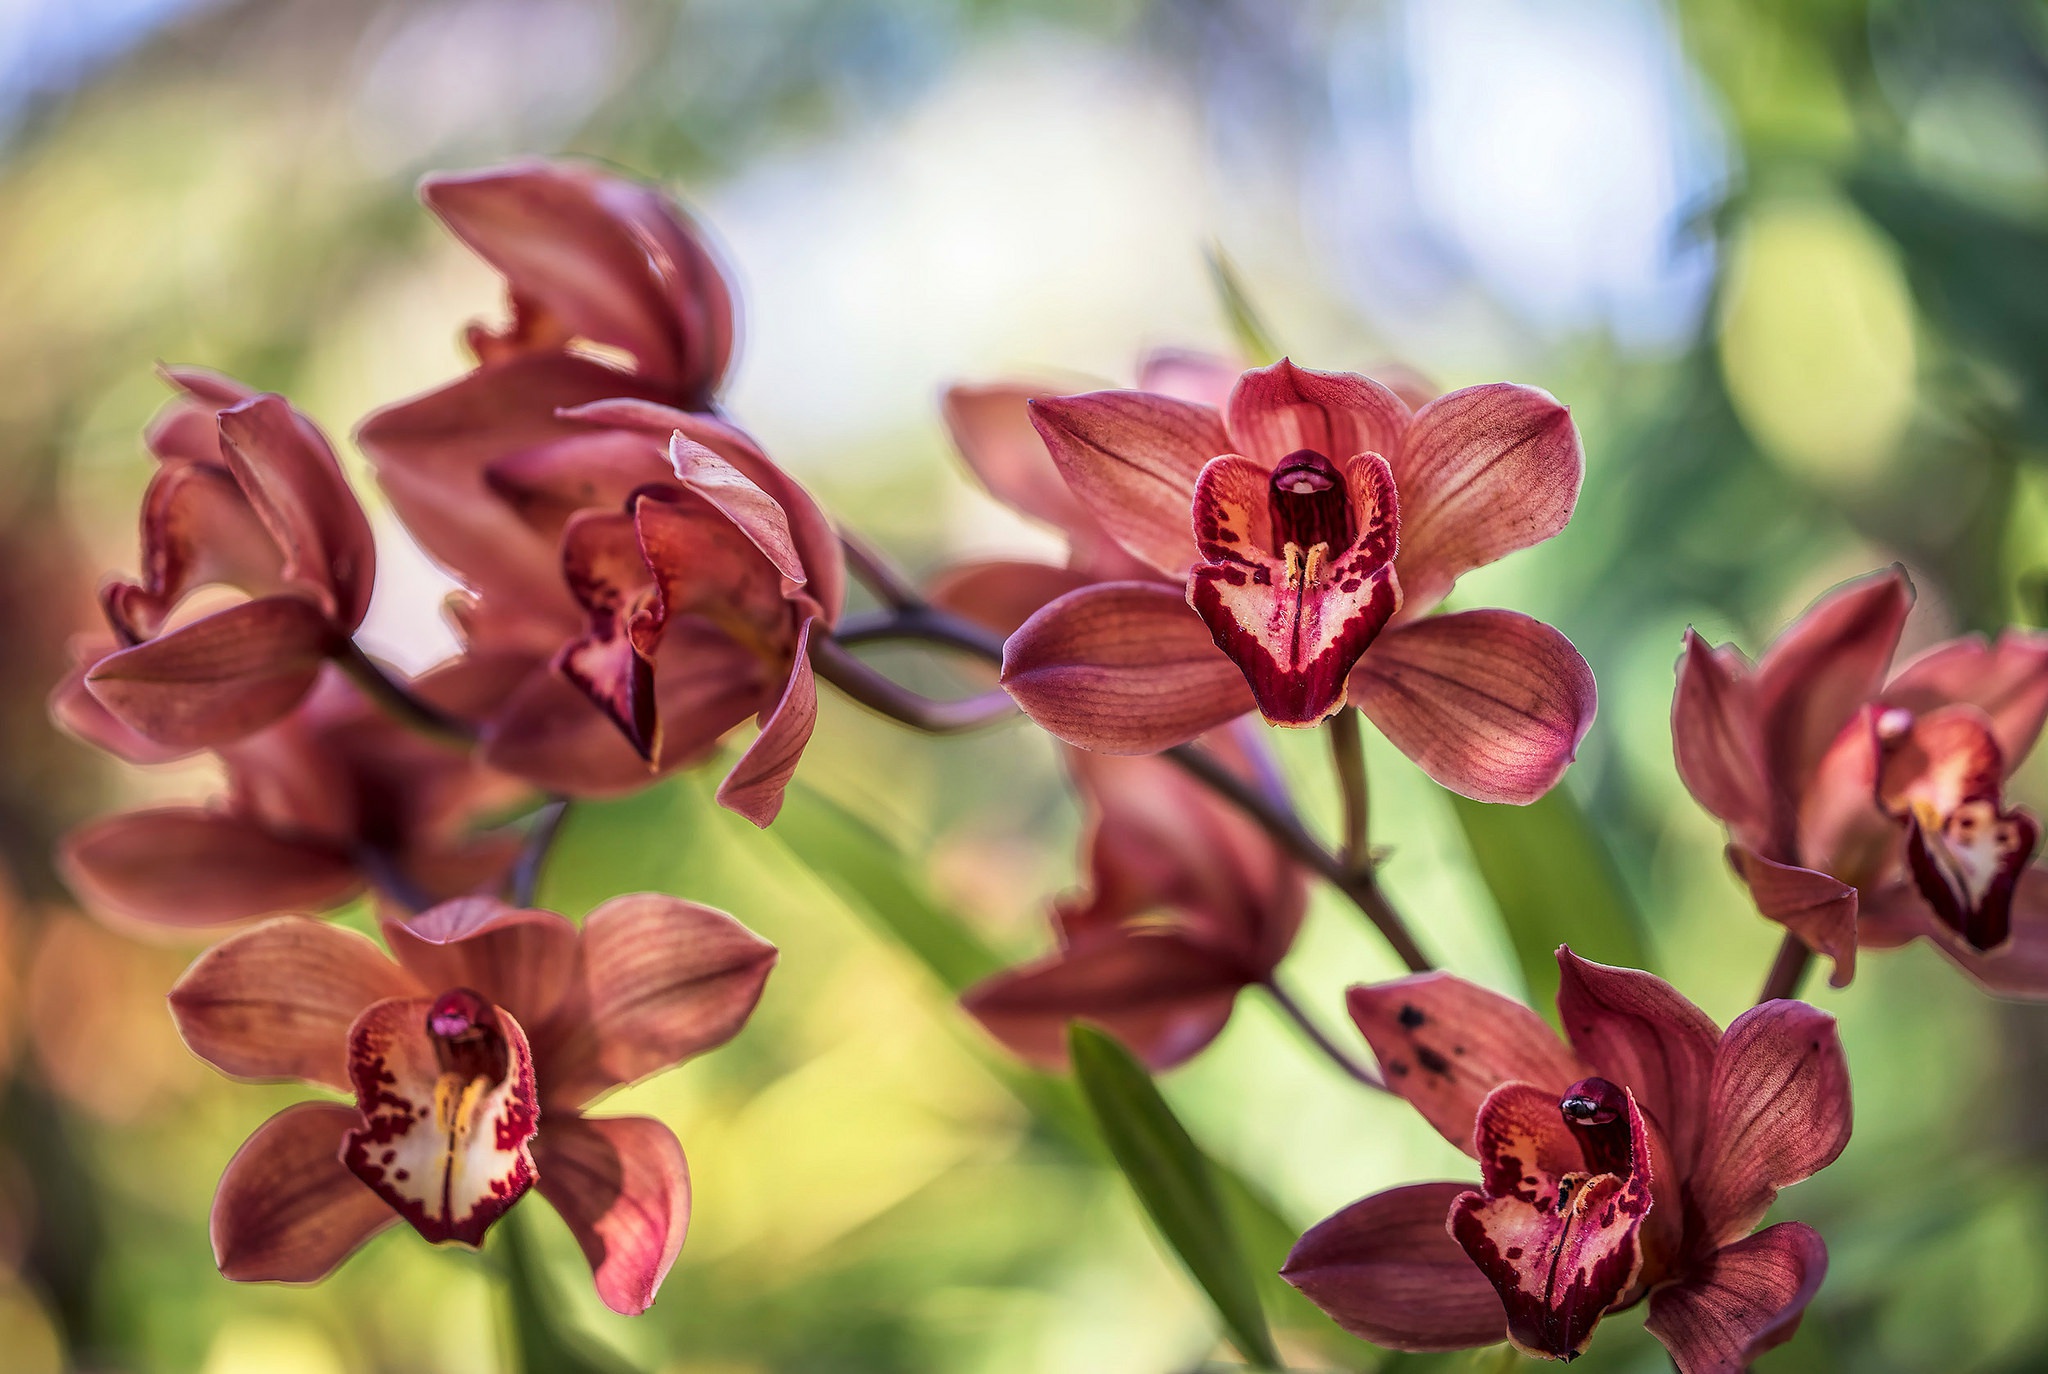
[1268,449,1356,554]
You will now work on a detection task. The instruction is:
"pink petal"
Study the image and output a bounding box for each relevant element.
[1752,567,1913,807]
[543,895,777,1109]
[147,364,253,459]
[1672,631,1771,847]
[84,596,336,749]
[49,648,196,764]
[102,460,286,643]
[342,995,540,1247]
[1349,610,1596,804]
[216,394,377,630]
[1885,628,2048,773]
[633,488,806,659]
[1224,358,1410,470]
[555,508,661,760]
[61,808,360,928]
[169,917,421,1089]
[960,930,1250,1071]
[1390,383,1582,615]
[1646,1222,1827,1374]
[1135,348,1243,409]
[422,160,733,401]
[926,559,1098,637]
[534,1113,691,1316]
[1795,706,1900,889]
[667,433,809,594]
[1691,1001,1851,1249]
[1188,453,1402,727]
[382,897,582,1030]
[1281,1182,1503,1351]
[1027,390,1227,576]
[1725,847,1860,988]
[1346,973,1584,1156]
[942,382,1096,538]
[715,619,819,827]
[210,1101,397,1282]
[1554,949,1720,1178]
[1866,869,2048,998]
[1002,581,1254,753]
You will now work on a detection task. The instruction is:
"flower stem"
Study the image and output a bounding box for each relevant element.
[1327,707,1370,870]
[828,530,1434,974]
[809,632,1018,733]
[507,797,570,907]
[1261,979,1386,1092]
[1757,933,1814,1004]
[332,638,480,748]
[839,527,925,612]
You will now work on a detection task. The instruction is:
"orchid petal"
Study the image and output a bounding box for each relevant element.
[1281,1182,1504,1351]
[1136,348,1242,409]
[942,382,1094,536]
[1692,1000,1851,1249]
[1885,628,2048,772]
[50,649,195,764]
[927,559,1097,637]
[1002,582,1254,753]
[668,433,808,595]
[1392,383,1581,615]
[1796,706,1900,890]
[534,1113,691,1316]
[102,461,286,643]
[1645,1222,1828,1374]
[1347,973,1583,1156]
[1725,847,1860,987]
[381,897,582,1031]
[1878,868,2048,999]
[216,394,377,630]
[342,995,540,1247]
[1350,610,1596,804]
[1028,391,1227,576]
[715,619,819,828]
[211,1101,397,1282]
[84,596,336,749]
[169,917,422,1090]
[1672,631,1770,846]
[1554,949,1720,1179]
[1752,567,1913,805]
[555,508,660,760]
[1224,358,1409,470]
[61,808,359,928]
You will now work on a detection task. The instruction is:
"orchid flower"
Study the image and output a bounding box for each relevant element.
[999,359,1594,805]
[1285,949,1850,1371]
[62,368,375,752]
[169,894,775,1314]
[961,722,1305,1069]
[1674,566,2048,992]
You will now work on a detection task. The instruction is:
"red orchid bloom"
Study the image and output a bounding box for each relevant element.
[65,368,375,753]
[1285,950,1850,1371]
[1000,358,1594,805]
[960,722,1305,1070]
[359,159,734,627]
[169,893,775,1314]
[434,398,843,824]
[60,663,528,928]
[1674,566,2048,992]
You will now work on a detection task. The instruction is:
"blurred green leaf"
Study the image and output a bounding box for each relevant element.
[1205,243,1281,365]
[495,1209,636,1374]
[1448,789,1647,1016]
[1069,1022,1281,1371]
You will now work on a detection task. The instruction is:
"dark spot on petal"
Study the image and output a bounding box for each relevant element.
[1505,1246,1522,1261]
[1417,1045,1452,1076]
[1398,1004,1426,1029]
[1453,1045,1466,1056]
[1386,1059,1411,1077]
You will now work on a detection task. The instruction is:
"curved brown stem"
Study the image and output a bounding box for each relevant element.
[1262,979,1387,1091]
[507,797,570,908]
[810,633,1019,734]
[333,638,480,748]
[1757,933,1814,1004]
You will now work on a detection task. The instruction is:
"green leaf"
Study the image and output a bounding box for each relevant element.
[494,1207,637,1374]
[1448,788,1647,1017]
[1205,243,1281,365]
[1068,1022,1282,1370]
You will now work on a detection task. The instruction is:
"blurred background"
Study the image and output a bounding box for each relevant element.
[2,0,2046,1369]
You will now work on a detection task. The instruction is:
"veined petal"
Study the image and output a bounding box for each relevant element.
[50,647,196,764]
[714,620,819,828]
[216,394,377,630]
[1884,628,2048,772]
[555,508,660,761]
[342,994,540,1247]
[169,917,422,1090]
[1347,973,1583,1156]
[1672,631,1770,846]
[1873,869,2048,999]
[483,427,671,539]
[61,808,360,928]
[1136,348,1242,409]
[1554,949,1720,1179]
[1224,358,1409,470]
[534,1114,691,1316]
[1725,847,1860,988]
[1002,582,1254,753]
[668,434,808,595]
[942,382,1094,536]
[84,597,337,749]
[1281,1182,1504,1351]
[960,930,1249,1071]
[1350,611,1596,804]
[1691,1001,1851,1249]
[211,1101,397,1282]
[633,489,800,664]
[543,895,777,1109]
[1392,383,1581,616]
[1796,706,1900,890]
[1753,567,1913,806]
[1028,390,1227,576]
[927,559,1097,637]
[382,898,582,1032]
[102,460,285,643]
[1645,1223,1827,1374]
